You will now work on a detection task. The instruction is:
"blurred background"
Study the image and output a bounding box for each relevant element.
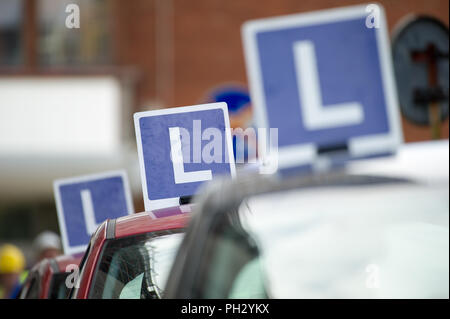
[0,0,448,263]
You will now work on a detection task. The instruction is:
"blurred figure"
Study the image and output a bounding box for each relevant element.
[33,231,62,263]
[0,244,25,299]
[203,83,257,164]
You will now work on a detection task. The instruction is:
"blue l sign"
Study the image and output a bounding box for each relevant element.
[134,103,236,210]
[242,4,403,169]
[53,171,134,255]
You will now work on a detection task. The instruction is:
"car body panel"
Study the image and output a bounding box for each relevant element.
[115,209,190,238]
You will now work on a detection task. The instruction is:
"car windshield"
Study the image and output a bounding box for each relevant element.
[49,273,71,299]
[89,230,184,299]
[201,181,449,298]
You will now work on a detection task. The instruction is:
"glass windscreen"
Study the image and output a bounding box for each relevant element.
[202,181,449,298]
[89,230,184,299]
[0,0,23,66]
[49,273,71,299]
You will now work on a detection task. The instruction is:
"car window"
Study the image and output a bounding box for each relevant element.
[195,225,268,298]
[119,273,144,299]
[25,276,39,299]
[228,258,266,298]
[89,230,184,299]
[189,180,448,299]
[18,273,32,299]
[69,243,91,299]
[49,273,71,299]
[237,182,449,298]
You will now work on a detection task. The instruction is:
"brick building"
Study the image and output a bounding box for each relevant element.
[1,0,448,141]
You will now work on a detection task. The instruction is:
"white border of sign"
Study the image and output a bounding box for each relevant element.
[242,3,403,170]
[53,170,134,255]
[134,102,236,211]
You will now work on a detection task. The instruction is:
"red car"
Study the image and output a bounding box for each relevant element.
[70,205,191,299]
[19,254,82,299]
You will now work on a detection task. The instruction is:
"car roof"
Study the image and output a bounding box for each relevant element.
[28,254,81,276]
[114,207,191,238]
[347,140,449,184]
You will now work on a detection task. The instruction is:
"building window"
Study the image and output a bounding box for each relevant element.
[37,0,113,66]
[0,0,24,66]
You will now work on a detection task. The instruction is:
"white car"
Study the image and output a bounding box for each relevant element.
[165,140,449,299]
